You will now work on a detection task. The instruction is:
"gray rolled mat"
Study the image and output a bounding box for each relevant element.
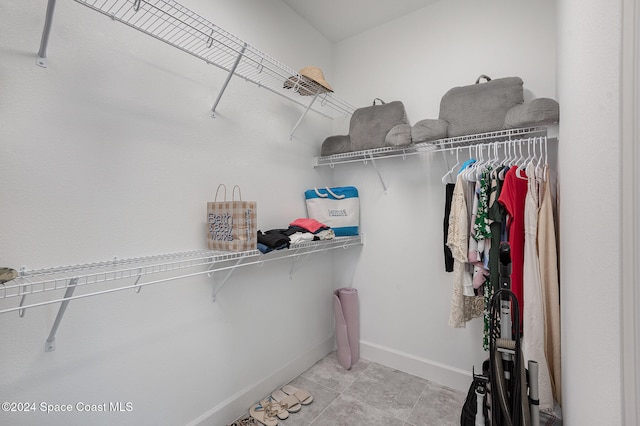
[333,287,359,369]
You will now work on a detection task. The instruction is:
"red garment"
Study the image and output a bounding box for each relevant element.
[289,218,328,233]
[498,166,528,326]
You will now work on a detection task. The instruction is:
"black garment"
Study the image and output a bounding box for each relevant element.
[257,230,290,250]
[488,168,507,292]
[266,227,307,237]
[443,183,455,272]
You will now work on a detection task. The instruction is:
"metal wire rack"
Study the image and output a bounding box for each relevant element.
[313,127,549,192]
[313,126,549,167]
[36,0,355,133]
[1,235,362,351]
[427,126,549,153]
[0,235,363,315]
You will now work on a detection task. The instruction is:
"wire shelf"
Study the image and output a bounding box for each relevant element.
[428,126,549,152]
[58,0,354,120]
[0,235,363,314]
[313,126,549,167]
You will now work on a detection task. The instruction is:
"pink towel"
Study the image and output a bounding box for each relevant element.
[334,288,359,369]
[289,218,328,233]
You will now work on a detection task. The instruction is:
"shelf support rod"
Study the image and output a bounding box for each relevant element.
[133,269,143,293]
[290,91,320,140]
[211,258,244,302]
[45,277,78,352]
[211,42,247,117]
[367,154,388,192]
[289,251,312,278]
[36,0,58,68]
[18,285,29,318]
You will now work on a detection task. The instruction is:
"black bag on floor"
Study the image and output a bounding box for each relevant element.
[461,383,477,425]
[461,364,490,426]
[461,378,482,426]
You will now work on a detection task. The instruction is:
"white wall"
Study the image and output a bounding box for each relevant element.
[557,0,624,424]
[0,1,345,425]
[331,0,557,390]
[2,0,629,425]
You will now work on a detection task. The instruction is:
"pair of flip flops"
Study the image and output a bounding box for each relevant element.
[228,416,261,426]
[249,385,313,425]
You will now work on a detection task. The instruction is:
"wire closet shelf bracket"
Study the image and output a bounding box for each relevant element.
[1,236,363,351]
[36,0,355,136]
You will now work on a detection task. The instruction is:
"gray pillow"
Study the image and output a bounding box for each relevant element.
[411,118,448,143]
[321,135,352,156]
[350,100,408,151]
[386,124,412,147]
[440,76,524,137]
[504,98,559,128]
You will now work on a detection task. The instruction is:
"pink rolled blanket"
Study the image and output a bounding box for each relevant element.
[334,288,359,369]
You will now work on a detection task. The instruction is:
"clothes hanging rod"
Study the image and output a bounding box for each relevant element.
[429,127,549,153]
[313,126,548,167]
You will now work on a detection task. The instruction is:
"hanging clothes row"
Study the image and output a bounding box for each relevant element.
[443,136,561,412]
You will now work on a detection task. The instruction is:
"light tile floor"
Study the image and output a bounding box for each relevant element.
[246,351,466,426]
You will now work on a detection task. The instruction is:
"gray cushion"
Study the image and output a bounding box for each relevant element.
[350,101,408,151]
[386,124,412,147]
[440,76,524,137]
[321,135,352,156]
[411,118,448,143]
[504,98,559,129]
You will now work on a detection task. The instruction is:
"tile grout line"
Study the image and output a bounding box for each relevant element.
[404,382,429,426]
[304,359,375,425]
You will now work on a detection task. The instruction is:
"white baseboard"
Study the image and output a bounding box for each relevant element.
[186,336,335,426]
[360,340,472,392]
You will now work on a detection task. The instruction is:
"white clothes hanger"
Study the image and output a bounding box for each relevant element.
[535,136,548,181]
[461,145,475,182]
[468,145,482,182]
[476,143,491,181]
[489,142,500,168]
[515,139,526,168]
[442,144,460,184]
[516,137,533,179]
[499,140,515,180]
[464,145,481,182]
[532,137,542,180]
[489,142,502,179]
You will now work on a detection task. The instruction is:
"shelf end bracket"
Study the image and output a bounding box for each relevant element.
[211,42,247,117]
[290,91,320,140]
[36,0,58,68]
[211,258,244,302]
[289,251,311,278]
[367,154,388,192]
[44,277,78,352]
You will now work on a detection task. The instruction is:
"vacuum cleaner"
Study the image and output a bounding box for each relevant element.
[461,242,539,426]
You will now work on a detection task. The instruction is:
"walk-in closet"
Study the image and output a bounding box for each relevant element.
[1,0,638,425]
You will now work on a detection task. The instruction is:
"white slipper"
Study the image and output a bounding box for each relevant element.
[271,389,301,413]
[281,384,313,405]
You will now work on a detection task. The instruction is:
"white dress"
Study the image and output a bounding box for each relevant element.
[522,163,553,411]
[447,174,484,327]
[537,168,562,405]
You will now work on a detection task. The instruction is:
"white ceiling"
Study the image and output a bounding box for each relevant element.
[282,0,441,43]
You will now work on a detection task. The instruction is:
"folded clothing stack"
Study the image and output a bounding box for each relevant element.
[256,218,335,254]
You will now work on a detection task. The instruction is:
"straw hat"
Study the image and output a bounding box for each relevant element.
[0,267,17,284]
[298,66,333,92]
[283,66,334,96]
